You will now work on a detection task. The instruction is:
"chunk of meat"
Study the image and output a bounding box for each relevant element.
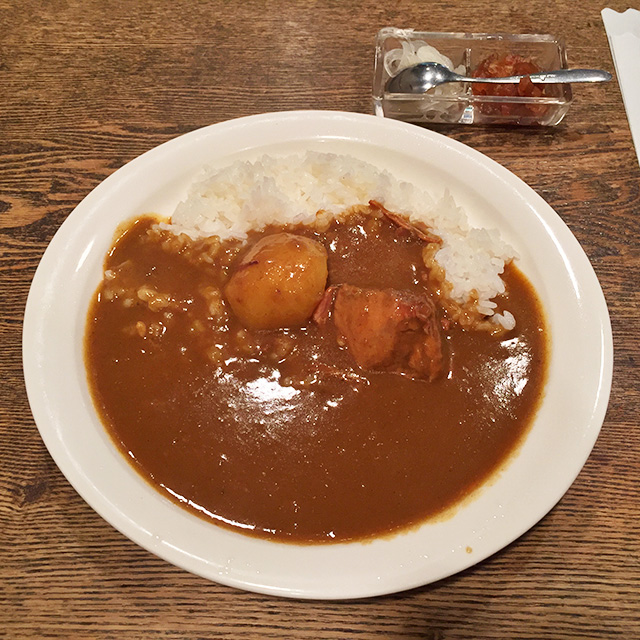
[322,284,443,381]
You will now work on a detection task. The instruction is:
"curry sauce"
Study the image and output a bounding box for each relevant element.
[85,211,548,543]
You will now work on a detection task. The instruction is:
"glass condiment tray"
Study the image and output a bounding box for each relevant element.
[373,28,573,126]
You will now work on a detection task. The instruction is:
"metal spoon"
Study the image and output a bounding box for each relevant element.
[386,61,612,94]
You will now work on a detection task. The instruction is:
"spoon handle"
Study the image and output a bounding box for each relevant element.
[466,69,612,84]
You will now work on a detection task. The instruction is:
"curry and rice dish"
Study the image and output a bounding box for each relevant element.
[85,152,548,543]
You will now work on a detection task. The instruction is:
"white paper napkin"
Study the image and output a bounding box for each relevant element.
[602,8,640,165]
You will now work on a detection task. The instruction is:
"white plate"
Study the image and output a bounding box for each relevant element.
[22,111,612,599]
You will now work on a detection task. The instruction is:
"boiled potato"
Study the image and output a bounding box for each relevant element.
[225,233,328,330]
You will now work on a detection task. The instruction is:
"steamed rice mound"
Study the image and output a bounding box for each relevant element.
[166,151,516,329]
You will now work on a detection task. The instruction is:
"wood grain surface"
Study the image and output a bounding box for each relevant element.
[2,0,639,638]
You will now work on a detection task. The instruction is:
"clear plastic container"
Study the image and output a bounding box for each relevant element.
[373,28,573,126]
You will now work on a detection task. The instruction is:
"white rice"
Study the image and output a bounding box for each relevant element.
[166,151,516,330]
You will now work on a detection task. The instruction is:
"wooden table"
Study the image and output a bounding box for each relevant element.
[2,1,639,637]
